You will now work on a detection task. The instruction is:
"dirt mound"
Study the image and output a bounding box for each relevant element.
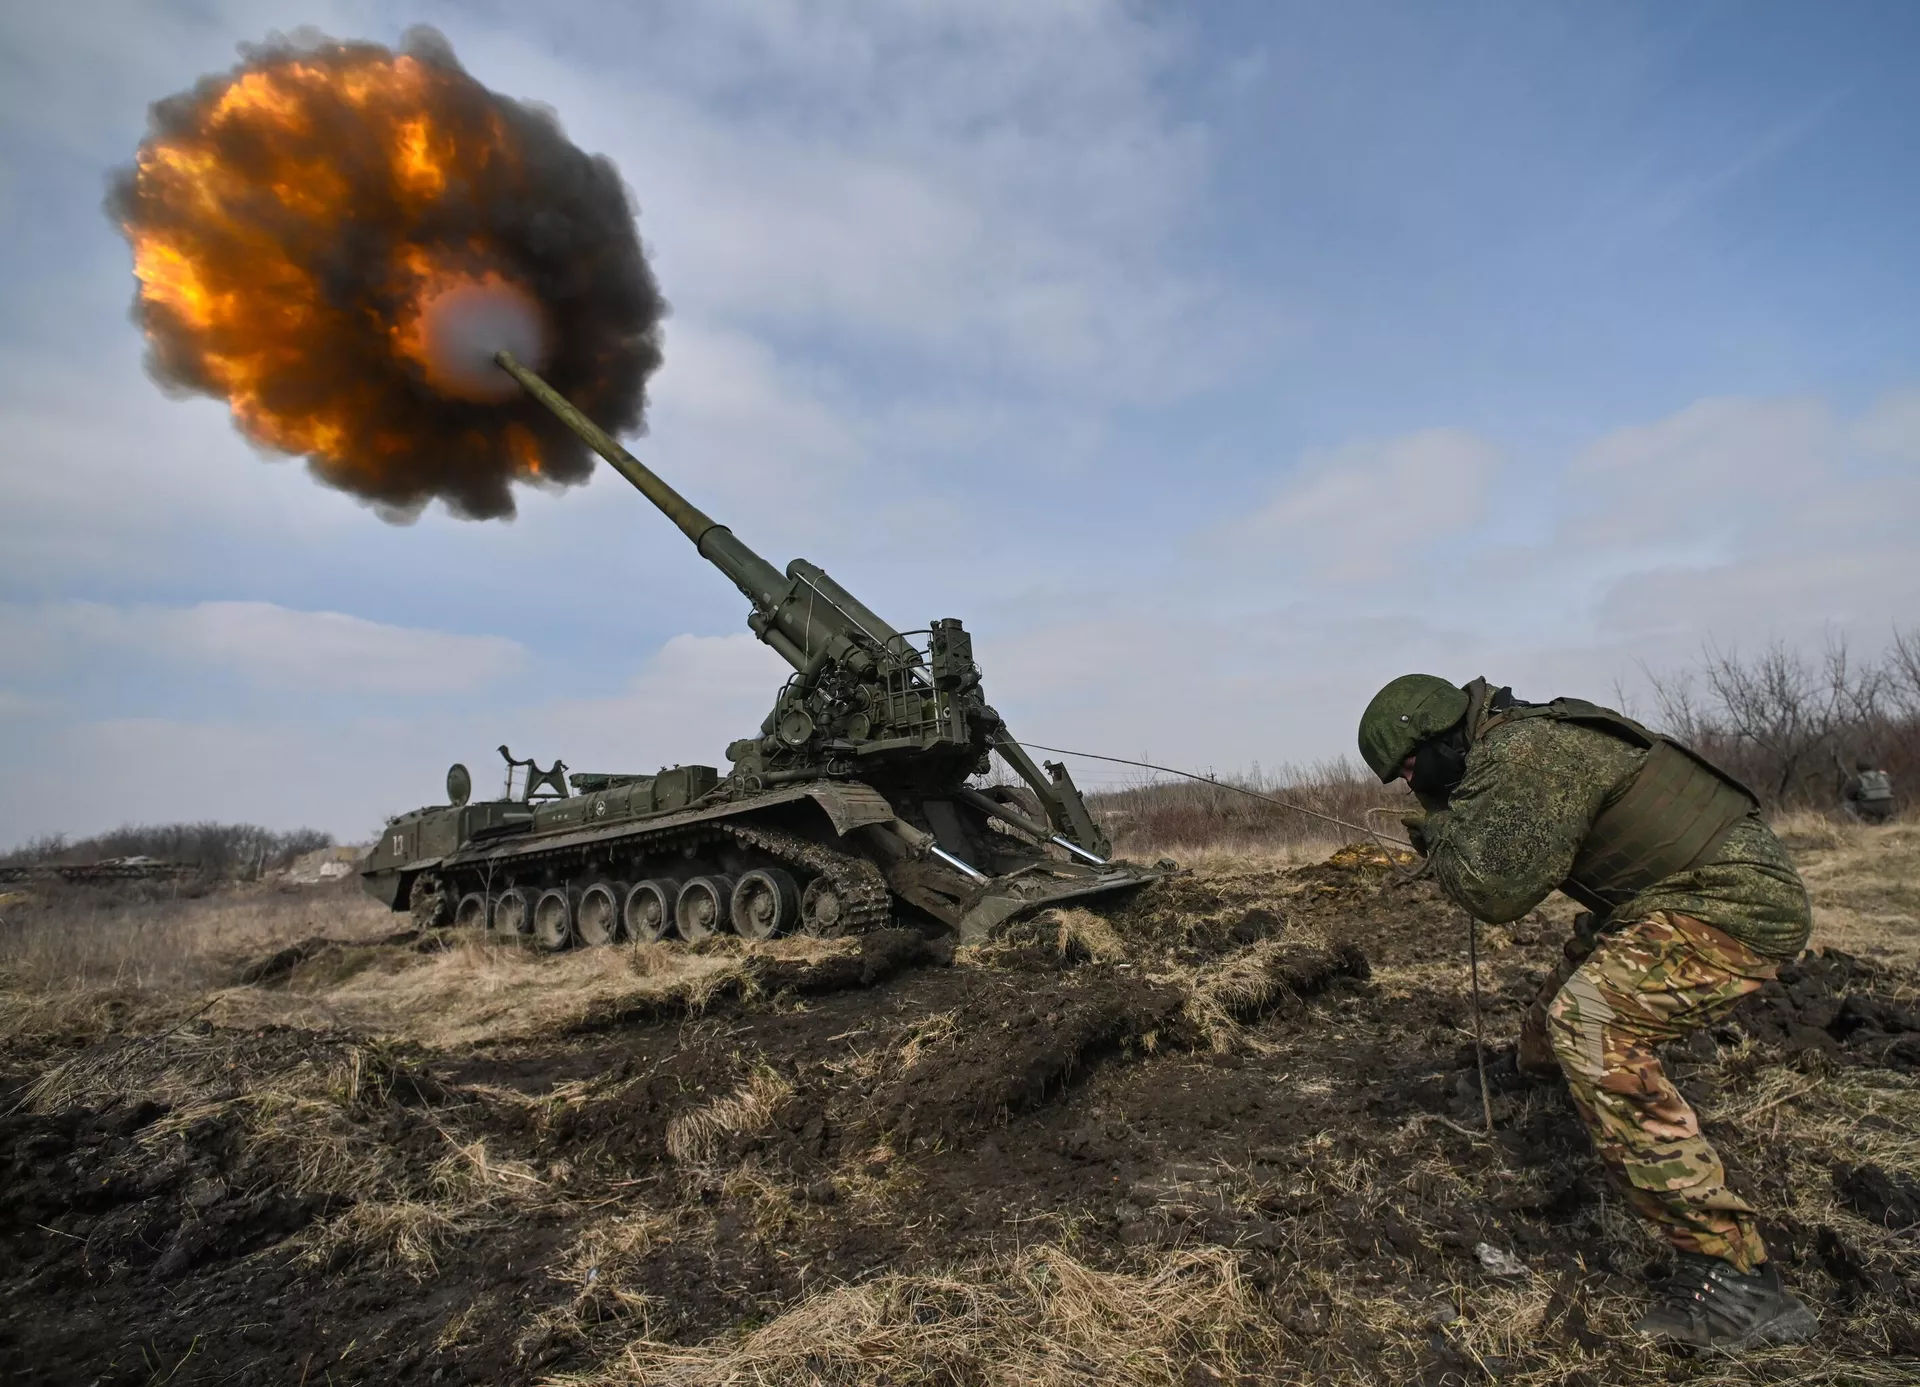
[235,928,426,984]
[1733,948,1920,1068]
[0,1090,336,1351]
[1836,1162,1920,1229]
[1097,871,1290,958]
[563,927,954,1034]
[855,974,1184,1148]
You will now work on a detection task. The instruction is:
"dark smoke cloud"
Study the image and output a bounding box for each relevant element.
[107,26,666,521]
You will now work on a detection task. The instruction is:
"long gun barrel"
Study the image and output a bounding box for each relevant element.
[496,350,905,678]
[496,350,1111,858]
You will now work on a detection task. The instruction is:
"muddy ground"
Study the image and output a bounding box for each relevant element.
[3,845,1918,1386]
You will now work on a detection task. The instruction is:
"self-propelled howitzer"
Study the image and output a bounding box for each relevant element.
[359,352,1167,947]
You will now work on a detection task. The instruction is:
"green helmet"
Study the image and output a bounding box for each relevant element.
[1358,674,1470,783]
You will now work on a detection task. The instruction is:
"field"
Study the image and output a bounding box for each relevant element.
[2,819,1917,1386]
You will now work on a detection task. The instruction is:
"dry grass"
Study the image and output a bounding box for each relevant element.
[1126,834,1367,871]
[518,1207,680,1355]
[556,1229,1920,1387]
[1095,760,1407,858]
[1039,906,1131,963]
[0,876,395,1038]
[207,933,757,1047]
[12,1028,555,1275]
[1177,934,1331,1050]
[1780,813,1920,970]
[565,1245,1279,1387]
[665,1067,795,1167]
[1,872,865,1048]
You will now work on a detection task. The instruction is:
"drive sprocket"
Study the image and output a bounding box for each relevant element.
[719,821,891,936]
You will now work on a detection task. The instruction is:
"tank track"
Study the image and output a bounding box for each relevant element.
[719,821,892,936]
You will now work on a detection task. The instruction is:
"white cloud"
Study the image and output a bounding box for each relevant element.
[0,600,526,695]
[0,690,58,720]
[1853,387,1920,465]
[177,603,527,693]
[513,632,792,778]
[1229,427,1502,583]
[10,378,1920,849]
[457,2,1228,398]
[5,4,1918,847]
[992,384,1920,789]
[1563,395,1832,549]
[647,321,865,500]
[0,0,1231,595]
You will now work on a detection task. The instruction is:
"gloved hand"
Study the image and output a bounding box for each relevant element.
[1400,809,1432,856]
[1566,906,1612,960]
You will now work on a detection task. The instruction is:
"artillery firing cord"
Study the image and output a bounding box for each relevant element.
[1027,739,1493,1130]
[1018,743,1414,848]
[1466,909,1495,1135]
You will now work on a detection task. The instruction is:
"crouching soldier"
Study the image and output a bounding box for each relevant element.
[1358,674,1817,1352]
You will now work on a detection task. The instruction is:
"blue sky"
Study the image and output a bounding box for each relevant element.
[3,1,1918,844]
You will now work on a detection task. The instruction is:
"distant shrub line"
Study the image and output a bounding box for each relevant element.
[1092,760,1404,854]
[0,822,334,879]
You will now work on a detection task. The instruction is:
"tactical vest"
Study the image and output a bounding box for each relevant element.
[1474,692,1760,917]
[1856,769,1893,802]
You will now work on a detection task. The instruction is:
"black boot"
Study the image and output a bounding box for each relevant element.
[1633,1254,1817,1352]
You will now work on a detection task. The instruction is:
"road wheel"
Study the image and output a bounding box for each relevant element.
[408,874,454,930]
[533,887,577,951]
[731,868,800,940]
[625,879,680,944]
[675,875,736,944]
[452,891,491,932]
[492,886,533,940]
[577,880,627,946]
[800,876,848,938]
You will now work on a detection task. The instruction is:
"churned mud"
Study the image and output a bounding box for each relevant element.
[3,839,1918,1386]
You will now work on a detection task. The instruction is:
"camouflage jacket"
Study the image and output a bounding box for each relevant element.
[1423,715,1813,958]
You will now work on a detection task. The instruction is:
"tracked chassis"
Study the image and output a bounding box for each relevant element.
[365,771,1162,947]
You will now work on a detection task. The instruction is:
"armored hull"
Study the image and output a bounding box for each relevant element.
[364,764,1161,946]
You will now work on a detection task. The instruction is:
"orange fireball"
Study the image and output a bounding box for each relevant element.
[110,28,663,520]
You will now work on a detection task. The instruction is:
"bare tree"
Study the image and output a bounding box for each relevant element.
[1645,630,1920,814]
[1889,627,1920,721]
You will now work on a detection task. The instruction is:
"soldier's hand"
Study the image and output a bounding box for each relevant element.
[1400,809,1432,856]
[1566,910,1606,962]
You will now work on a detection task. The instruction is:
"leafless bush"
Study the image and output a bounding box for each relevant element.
[1093,759,1405,855]
[1645,631,1920,813]
[1,821,333,878]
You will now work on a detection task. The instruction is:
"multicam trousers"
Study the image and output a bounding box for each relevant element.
[1532,911,1780,1270]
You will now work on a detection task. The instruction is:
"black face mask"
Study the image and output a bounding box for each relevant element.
[1410,724,1469,803]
